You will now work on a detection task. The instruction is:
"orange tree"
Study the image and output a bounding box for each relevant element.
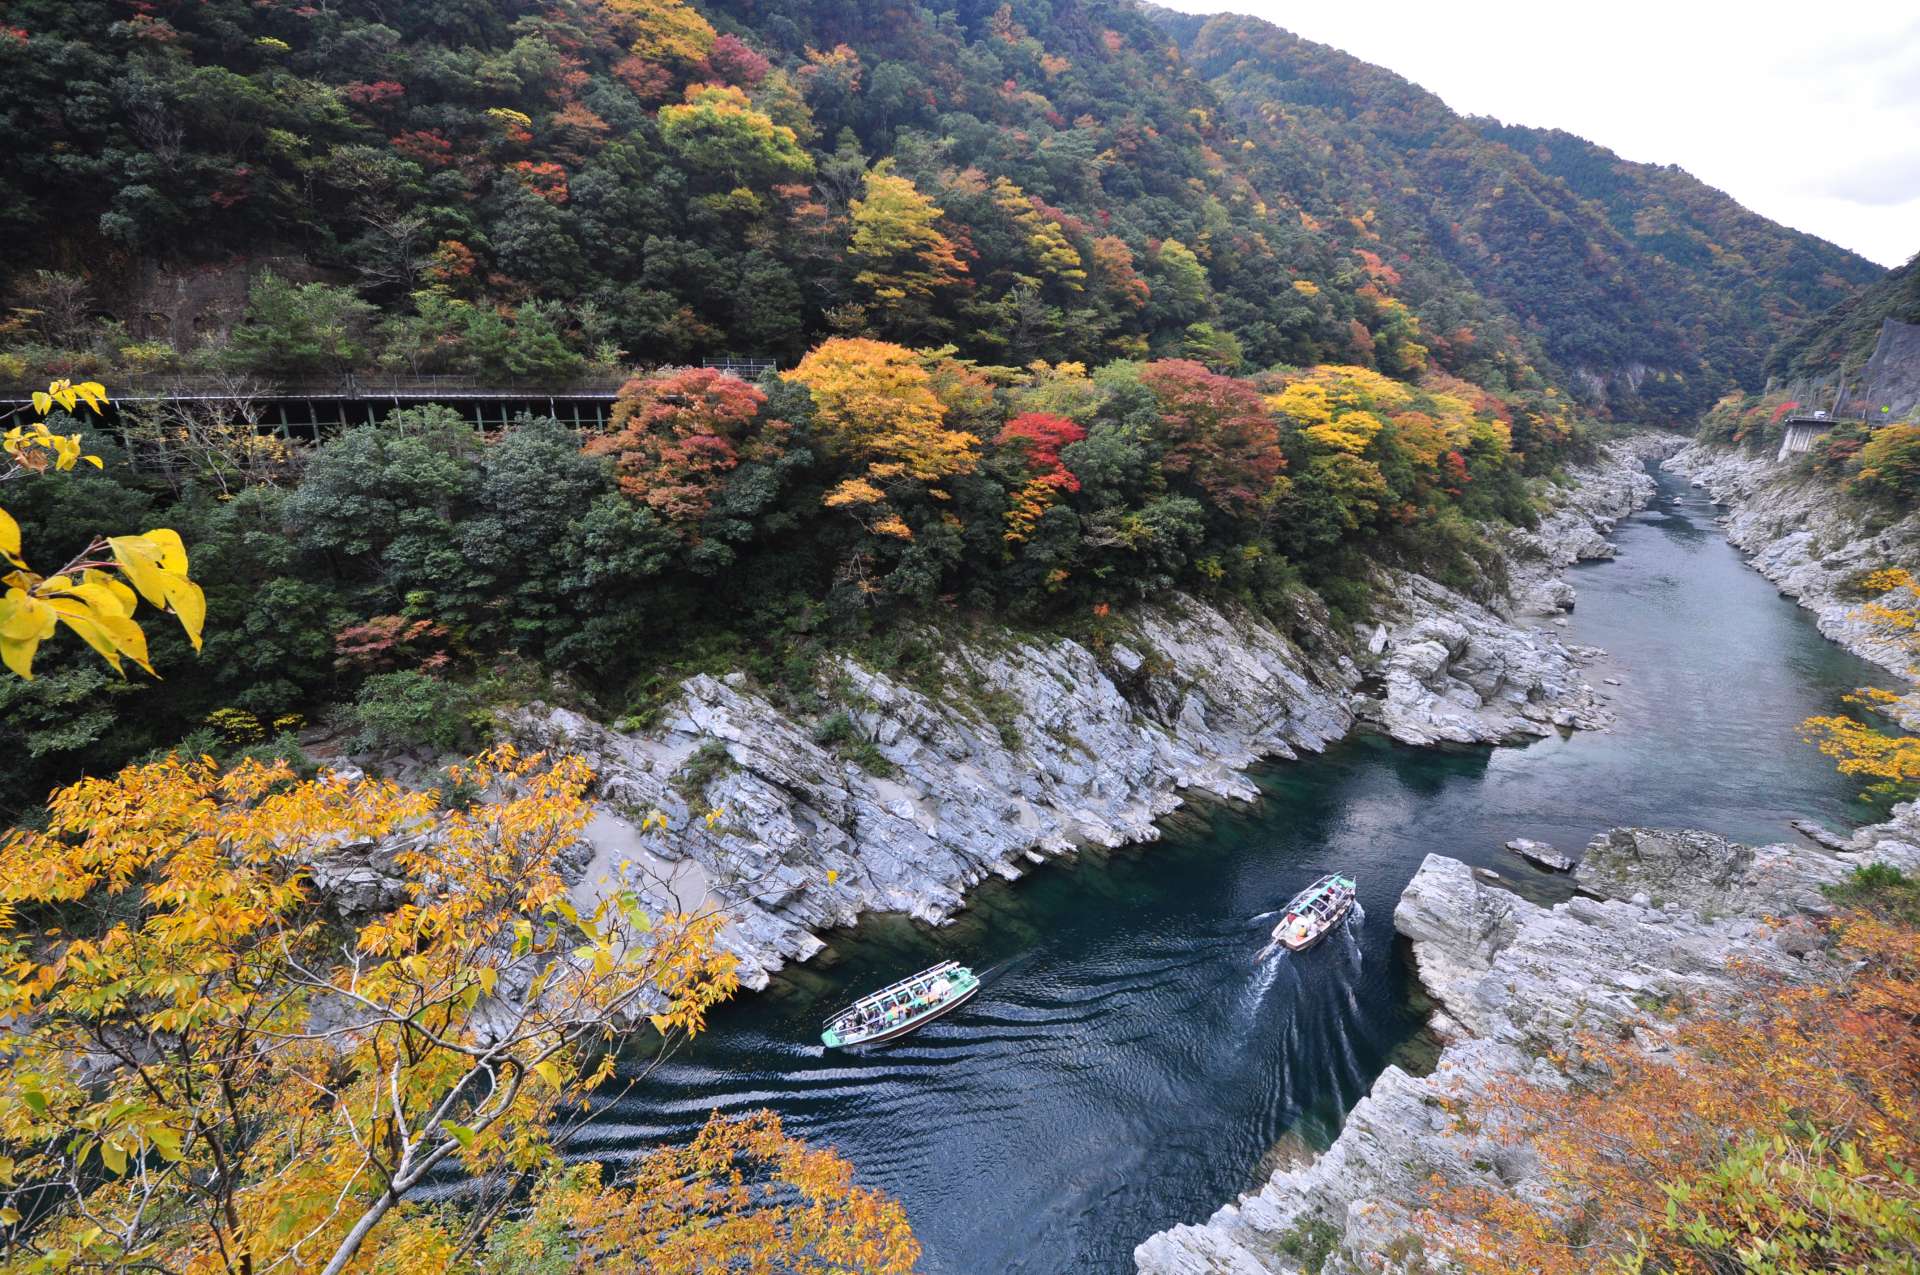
[1802,567,1920,799]
[0,745,917,1273]
[581,366,792,533]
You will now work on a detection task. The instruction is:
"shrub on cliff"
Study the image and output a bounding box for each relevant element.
[344,669,477,754]
[1848,422,1920,505]
[1423,894,1920,1273]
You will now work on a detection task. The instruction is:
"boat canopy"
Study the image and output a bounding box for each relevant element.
[1287,874,1355,919]
[828,960,965,1026]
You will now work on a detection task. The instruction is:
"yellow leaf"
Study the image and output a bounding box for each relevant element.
[143,527,189,575]
[0,588,55,644]
[84,569,137,615]
[43,597,126,675]
[107,532,203,651]
[108,535,172,611]
[0,507,20,568]
[30,391,50,416]
[49,574,134,619]
[168,575,205,651]
[533,1059,565,1089]
[0,634,36,679]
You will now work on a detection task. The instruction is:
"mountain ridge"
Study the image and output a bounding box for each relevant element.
[1154,7,1883,417]
[0,0,1886,424]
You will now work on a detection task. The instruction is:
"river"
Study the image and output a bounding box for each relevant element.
[591,465,1887,1273]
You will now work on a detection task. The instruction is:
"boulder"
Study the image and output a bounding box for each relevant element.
[1790,818,1852,853]
[1392,855,1530,1036]
[1504,837,1573,871]
[1574,826,1849,917]
[1362,570,1615,745]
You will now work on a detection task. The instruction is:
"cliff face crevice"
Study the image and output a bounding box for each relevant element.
[495,441,1665,989]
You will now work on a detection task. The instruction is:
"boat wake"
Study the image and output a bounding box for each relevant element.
[1242,942,1297,1014]
[973,954,1034,986]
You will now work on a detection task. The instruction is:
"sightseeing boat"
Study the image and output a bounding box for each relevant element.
[821,961,980,1048]
[1269,873,1358,953]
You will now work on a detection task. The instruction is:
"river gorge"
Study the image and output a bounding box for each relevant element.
[553,457,1893,1274]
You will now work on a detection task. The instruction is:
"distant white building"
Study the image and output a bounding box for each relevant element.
[1778,410,1831,461]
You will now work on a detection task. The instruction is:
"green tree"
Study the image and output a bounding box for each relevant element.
[657,84,814,186]
[227,274,378,377]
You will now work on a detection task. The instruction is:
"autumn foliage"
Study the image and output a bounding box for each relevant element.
[585,367,789,531]
[1803,567,1920,798]
[3,381,206,681]
[504,1111,921,1273]
[997,412,1085,542]
[1137,359,1285,517]
[849,160,969,328]
[783,338,979,539]
[0,745,917,1272]
[1422,895,1920,1273]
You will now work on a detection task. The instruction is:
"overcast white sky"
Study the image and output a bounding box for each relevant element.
[1166,0,1920,268]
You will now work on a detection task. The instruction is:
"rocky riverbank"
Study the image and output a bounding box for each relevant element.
[494,438,1669,987]
[1132,808,1920,1275]
[1664,442,1920,675]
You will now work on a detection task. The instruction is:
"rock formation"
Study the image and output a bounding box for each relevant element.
[1503,837,1571,871]
[500,440,1666,987]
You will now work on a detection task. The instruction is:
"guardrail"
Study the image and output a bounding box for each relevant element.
[0,360,782,404]
[1,374,633,402]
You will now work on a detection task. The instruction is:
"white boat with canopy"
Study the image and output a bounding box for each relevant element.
[1264,873,1357,955]
[821,961,980,1047]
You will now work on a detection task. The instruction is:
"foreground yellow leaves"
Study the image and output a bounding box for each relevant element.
[520,1111,921,1275]
[0,746,767,1274]
[0,528,203,678]
[2,420,103,475]
[28,378,108,418]
[1,380,207,679]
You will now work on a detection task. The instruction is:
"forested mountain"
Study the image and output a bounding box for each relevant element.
[0,0,1881,421]
[1154,12,1882,419]
[4,8,1919,1270]
[1766,251,1920,383]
